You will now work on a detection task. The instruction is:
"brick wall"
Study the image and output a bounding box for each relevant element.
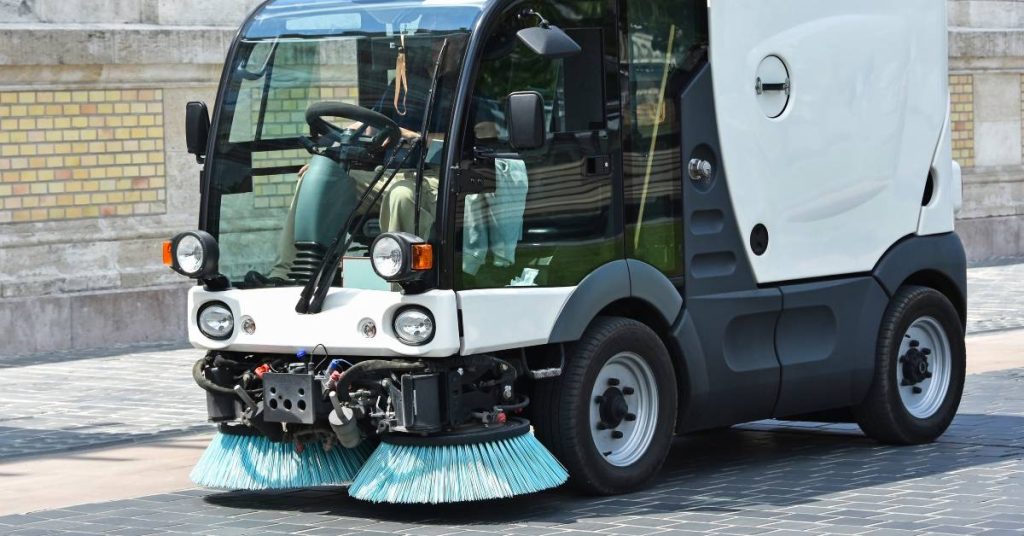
[251,86,359,209]
[950,74,975,169]
[0,89,165,223]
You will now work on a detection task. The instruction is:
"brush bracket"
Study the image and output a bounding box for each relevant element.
[263,373,327,424]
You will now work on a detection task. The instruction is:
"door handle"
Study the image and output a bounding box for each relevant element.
[755,77,790,96]
[583,155,611,176]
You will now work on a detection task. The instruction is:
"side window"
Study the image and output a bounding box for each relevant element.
[455,3,620,290]
[624,0,707,277]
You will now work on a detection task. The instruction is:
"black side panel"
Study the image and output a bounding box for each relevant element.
[673,64,782,431]
[773,277,888,417]
[679,66,760,298]
[626,259,684,327]
[549,261,630,343]
[873,233,968,324]
[675,289,783,431]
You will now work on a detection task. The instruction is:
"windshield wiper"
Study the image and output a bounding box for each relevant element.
[297,38,450,315]
[295,139,420,314]
[413,39,449,234]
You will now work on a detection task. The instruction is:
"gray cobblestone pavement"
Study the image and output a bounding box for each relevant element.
[0,261,1020,461]
[0,346,207,460]
[967,260,1024,334]
[0,367,1022,535]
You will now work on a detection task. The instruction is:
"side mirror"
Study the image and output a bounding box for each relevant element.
[515,9,581,58]
[506,92,546,151]
[185,101,211,164]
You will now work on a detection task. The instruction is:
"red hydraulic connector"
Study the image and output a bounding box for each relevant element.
[254,364,271,379]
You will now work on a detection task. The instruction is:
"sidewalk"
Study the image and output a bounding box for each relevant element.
[966,260,1024,334]
[0,346,207,460]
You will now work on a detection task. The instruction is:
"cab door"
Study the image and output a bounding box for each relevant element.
[453,0,624,355]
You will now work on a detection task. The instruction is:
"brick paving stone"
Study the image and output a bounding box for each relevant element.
[966,260,1024,334]
[0,346,208,459]
[3,363,1024,535]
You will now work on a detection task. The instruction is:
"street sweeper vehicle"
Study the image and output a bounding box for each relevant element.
[167,0,967,503]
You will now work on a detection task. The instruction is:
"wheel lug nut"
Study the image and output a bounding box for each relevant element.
[922,348,932,356]
[611,431,624,439]
[622,387,635,395]
[597,423,609,430]
[909,340,920,348]
[608,378,620,387]
[912,386,923,395]
[625,413,636,422]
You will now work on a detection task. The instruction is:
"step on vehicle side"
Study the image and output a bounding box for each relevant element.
[168,0,966,503]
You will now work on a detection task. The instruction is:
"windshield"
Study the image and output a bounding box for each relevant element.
[205,1,479,289]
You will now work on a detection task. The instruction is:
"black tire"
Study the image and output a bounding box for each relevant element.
[533,316,677,495]
[853,285,966,445]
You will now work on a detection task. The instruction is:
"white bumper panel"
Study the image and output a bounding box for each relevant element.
[188,287,461,358]
[457,287,575,355]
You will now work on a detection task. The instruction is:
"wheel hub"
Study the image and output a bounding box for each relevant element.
[597,387,629,429]
[895,317,953,419]
[589,352,658,467]
[899,340,933,387]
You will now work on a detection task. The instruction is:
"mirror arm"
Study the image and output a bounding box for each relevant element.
[518,9,550,28]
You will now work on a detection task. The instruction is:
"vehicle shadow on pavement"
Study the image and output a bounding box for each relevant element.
[201,414,1024,527]
[0,424,210,461]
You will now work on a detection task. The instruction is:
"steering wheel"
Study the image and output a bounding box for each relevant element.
[305,102,401,165]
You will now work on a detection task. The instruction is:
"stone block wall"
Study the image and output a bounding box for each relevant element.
[0,0,260,357]
[949,0,1024,262]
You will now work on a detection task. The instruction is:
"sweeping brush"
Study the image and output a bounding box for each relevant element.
[191,426,371,491]
[348,418,567,504]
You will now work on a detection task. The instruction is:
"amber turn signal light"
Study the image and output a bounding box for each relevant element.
[411,244,433,271]
[162,240,173,266]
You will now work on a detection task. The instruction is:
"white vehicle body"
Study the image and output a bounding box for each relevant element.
[709,0,957,284]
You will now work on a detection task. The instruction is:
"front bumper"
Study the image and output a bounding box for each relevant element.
[188,286,461,358]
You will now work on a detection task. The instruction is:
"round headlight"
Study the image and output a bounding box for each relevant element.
[198,303,234,340]
[372,235,405,279]
[393,307,434,346]
[176,234,205,276]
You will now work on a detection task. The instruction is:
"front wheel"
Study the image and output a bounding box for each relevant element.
[853,286,966,444]
[533,317,677,495]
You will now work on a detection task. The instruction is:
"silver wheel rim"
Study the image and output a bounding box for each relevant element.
[896,316,952,419]
[589,352,659,467]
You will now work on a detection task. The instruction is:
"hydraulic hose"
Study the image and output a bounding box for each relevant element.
[193,357,238,396]
[334,359,426,400]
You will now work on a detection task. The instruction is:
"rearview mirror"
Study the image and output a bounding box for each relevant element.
[506,92,545,151]
[185,101,210,164]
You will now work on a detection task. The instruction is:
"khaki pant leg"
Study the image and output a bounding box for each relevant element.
[381,176,436,237]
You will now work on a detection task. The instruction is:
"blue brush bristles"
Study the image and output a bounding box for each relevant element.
[348,431,568,504]
[191,432,371,490]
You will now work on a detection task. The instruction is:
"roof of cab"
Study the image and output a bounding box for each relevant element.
[244,0,490,39]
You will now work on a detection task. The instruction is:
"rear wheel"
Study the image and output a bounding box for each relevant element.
[853,286,966,444]
[533,317,677,495]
